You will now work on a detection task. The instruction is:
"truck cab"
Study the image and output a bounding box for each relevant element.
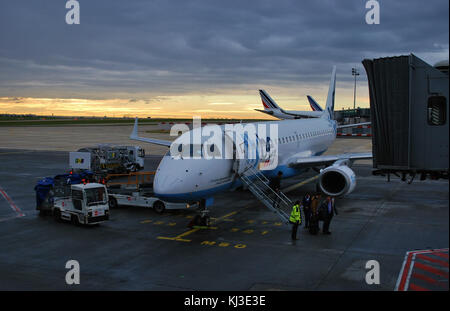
[53,183,110,225]
[124,146,145,172]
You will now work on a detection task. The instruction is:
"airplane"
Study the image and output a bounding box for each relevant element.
[255,83,371,129]
[254,90,323,119]
[130,66,372,223]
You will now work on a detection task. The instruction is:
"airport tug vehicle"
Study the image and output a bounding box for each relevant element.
[35,172,110,225]
[53,182,110,225]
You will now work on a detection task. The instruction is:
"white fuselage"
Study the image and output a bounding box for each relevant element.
[153,117,337,202]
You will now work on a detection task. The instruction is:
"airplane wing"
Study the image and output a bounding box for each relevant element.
[287,152,372,168]
[282,110,322,118]
[130,118,172,147]
[337,122,371,129]
[254,109,322,119]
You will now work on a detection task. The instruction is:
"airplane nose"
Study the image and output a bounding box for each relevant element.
[153,171,181,195]
[153,156,187,198]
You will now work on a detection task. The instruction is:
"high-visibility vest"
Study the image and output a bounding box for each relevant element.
[290,204,301,223]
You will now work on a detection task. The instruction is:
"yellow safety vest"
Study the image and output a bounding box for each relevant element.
[289,204,301,223]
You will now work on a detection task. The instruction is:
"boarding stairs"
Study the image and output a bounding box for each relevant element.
[239,165,292,225]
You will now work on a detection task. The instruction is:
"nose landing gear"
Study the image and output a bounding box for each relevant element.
[188,199,211,228]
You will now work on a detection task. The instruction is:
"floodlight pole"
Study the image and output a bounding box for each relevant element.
[352,68,360,111]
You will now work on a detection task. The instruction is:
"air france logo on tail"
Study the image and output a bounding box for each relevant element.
[259,90,278,110]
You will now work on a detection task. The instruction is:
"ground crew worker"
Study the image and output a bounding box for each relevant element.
[290,200,302,240]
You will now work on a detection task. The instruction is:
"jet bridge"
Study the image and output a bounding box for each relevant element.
[362,54,449,181]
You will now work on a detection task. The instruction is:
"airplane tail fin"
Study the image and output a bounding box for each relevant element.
[307,95,323,111]
[321,66,336,120]
[259,89,282,111]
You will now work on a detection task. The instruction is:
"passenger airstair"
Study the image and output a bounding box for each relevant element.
[239,165,292,225]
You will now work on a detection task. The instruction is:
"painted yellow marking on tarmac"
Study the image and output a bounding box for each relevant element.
[262,221,269,225]
[242,229,254,234]
[246,220,255,224]
[234,244,247,249]
[157,210,240,243]
[212,210,238,223]
[282,175,320,194]
[230,228,240,232]
[192,226,218,230]
[261,230,269,235]
[157,236,191,242]
[201,241,216,246]
[176,228,199,238]
[168,222,177,226]
[140,219,152,224]
[200,241,247,249]
[153,221,164,225]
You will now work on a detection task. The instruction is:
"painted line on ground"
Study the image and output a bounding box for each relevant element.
[157,210,241,242]
[416,254,449,268]
[282,175,320,194]
[395,248,449,291]
[0,186,25,217]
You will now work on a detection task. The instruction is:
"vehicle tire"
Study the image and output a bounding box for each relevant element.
[153,201,165,214]
[192,215,202,226]
[109,196,118,209]
[71,215,80,226]
[201,216,210,226]
[53,209,61,222]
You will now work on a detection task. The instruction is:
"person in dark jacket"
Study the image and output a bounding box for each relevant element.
[302,193,312,228]
[269,171,283,208]
[321,196,338,234]
[308,194,321,235]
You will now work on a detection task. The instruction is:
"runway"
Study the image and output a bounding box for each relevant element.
[0,146,447,290]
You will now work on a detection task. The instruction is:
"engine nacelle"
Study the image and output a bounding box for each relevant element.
[318,164,356,197]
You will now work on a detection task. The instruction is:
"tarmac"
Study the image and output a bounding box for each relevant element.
[0,130,448,290]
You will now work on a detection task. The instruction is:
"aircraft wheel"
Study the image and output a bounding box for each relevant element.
[153,201,165,214]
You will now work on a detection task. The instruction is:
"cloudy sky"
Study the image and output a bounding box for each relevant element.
[0,0,448,118]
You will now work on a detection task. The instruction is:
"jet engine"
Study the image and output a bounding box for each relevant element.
[318,163,356,197]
